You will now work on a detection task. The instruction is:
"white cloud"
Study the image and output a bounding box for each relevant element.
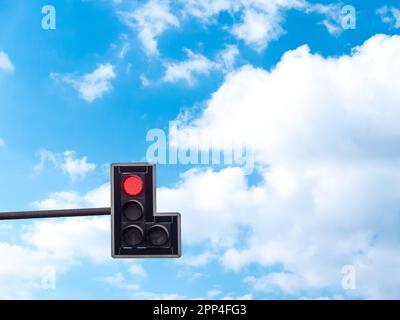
[22,217,110,263]
[128,264,147,278]
[377,6,400,29]
[34,149,96,181]
[0,138,4,147]
[216,44,239,72]
[158,167,253,249]
[0,243,48,299]
[131,291,187,300]
[157,34,400,298]
[162,49,218,84]
[0,51,14,72]
[51,64,116,103]
[230,1,343,47]
[244,274,305,295]
[178,251,217,267]
[222,293,253,300]
[305,3,343,35]
[99,271,185,299]
[0,216,110,298]
[119,43,130,59]
[117,0,344,56]
[231,8,284,52]
[139,74,151,86]
[119,44,130,59]
[121,0,179,56]
[0,180,110,298]
[99,272,140,290]
[158,45,238,85]
[31,183,109,210]
[61,151,96,180]
[181,0,235,22]
[182,0,308,51]
[177,270,207,281]
[6,34,400,299]
[207,289,222,298]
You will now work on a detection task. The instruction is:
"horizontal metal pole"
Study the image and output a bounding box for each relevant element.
[0,207,111,220]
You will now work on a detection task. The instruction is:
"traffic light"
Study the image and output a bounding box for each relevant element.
[111,163,181,258]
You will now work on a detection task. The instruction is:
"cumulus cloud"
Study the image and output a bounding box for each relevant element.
[0,181,110,298]
[121,0,179,56]
[31,183,109,210]
[157,34,400,298]
[34,149,96,181]
[22,217,110,263]
[5,32,400,299]
[0,51,14,72]
[51,64,116,103]
[0,216,109,298]
[0,168,112,298]
[0,212,180,299]
[159,168,255,248]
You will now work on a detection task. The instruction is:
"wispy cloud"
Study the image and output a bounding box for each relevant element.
[159,45,239,85]
[34,149,96,181]
[306,3,344,35]
[377,6,400,29]
[178,251,217,267]
[0,51,14,72]
[99,272,140,291]
[182,0,308,51]
[216,44,240,72]
[116,1,353,57]
[162,49,218,85]
[99,271,185,299]
[128,264,147,278]
[0,138,4,147]
[51,64,116,103]
[120,0,179,56]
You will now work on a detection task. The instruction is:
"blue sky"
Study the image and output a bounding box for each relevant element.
[1,0,400,299]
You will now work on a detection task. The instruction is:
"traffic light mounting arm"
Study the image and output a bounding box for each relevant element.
[0,207,111,220]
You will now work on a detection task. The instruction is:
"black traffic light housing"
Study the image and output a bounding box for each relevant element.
[111,163,181,258]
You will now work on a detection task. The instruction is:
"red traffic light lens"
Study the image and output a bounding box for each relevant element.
[122,175,143,196]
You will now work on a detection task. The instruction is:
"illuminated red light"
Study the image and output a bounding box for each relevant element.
[122,175,143,196]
